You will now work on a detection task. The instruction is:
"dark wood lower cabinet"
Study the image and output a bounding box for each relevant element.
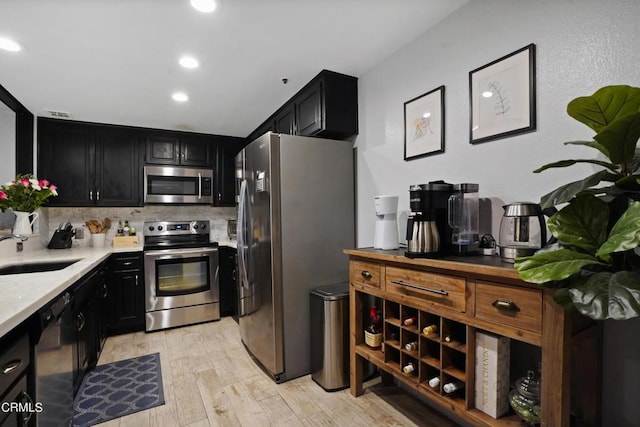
[219,246,238,317]
[108,253,145,335]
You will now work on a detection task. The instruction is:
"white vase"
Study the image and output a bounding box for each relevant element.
[12,211,38,235]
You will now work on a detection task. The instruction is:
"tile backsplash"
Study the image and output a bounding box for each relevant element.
[42,205,237,248]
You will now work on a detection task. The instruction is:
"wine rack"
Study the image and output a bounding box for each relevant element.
[355,299,469,409]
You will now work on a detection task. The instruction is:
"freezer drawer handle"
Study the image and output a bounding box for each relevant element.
[361,270,373,280]
[492,299,520,312]
[2,359,22,375]
[390,280,449,296]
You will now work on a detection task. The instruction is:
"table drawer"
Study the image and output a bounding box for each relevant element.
[475,281,542,333]
[350,260,382,289]
[385,266,466,312]
[0,333,29,395]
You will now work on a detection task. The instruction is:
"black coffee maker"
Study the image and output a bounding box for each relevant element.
[405,181,453,258]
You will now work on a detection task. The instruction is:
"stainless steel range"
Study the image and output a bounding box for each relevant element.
[143,220,220,331]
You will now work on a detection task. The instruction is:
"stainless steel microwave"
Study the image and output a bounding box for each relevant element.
[144,166,214,204]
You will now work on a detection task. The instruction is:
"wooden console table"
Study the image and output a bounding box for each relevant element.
[345,248,600,427]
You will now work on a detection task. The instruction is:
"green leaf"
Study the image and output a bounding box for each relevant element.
[593,112,640,165]
[567,271,640,320]
[564,140,611,159]
[539,170,610,209]
[552,288,578,312]
[614,175,640,191]
[533,159,619,173]
[514,248,604,284]
[547,194,608,254]
[596,201,640,259]
[567,85,640,133]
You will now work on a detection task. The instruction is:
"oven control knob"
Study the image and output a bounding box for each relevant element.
[201,224,207,230]
[194,224,199,230]
[158,226,163,231]
[148,226,155,231]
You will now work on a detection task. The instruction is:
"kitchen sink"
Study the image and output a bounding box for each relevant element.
[0,259,81,275]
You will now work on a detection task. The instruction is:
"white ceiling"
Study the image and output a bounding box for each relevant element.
[0,0,468,138]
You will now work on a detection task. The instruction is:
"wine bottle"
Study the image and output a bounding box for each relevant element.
[402,362,416,374]
[404,341,418,351]
[423,324,438,335]
[428,376,440,388]
[364,306,382,349]
[123,220,130,236]
[403,316,416,326]
[443,380,464,394]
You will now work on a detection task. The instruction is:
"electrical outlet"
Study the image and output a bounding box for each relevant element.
[16,242,23,252]
[75,227,84,239]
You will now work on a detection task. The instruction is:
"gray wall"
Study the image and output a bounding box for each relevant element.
[355,0,640,425]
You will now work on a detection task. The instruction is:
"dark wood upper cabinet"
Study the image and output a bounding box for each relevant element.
[247,69,358,142]
[145,134,179,164]
[38,118,141,207]
[215,136,245,206]
[95,128,140,206]
[145,132,213,167]
[274,104,295,135]
[295,81,322,136]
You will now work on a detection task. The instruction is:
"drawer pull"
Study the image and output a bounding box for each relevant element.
[492,299,521,312]
[2,360,22,375]
[122,261,134,266]
[390,280,449,296]
[361,270,373,280]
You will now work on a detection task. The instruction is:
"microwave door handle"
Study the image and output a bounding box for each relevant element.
[198,172,202,200]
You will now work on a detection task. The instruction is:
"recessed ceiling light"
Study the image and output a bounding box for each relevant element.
[0,37,23,52]
[179,56,199,69]
[191,0,218,13]
[172,92,189,102]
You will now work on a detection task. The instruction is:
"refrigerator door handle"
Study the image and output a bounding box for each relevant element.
[237,179,250,316]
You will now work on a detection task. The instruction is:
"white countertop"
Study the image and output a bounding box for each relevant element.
[0,245,143,338]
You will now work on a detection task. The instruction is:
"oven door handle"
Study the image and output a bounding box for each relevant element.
[198,172,202,200]
[144,247,218,257]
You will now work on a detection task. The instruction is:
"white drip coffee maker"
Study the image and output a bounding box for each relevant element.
[374,195,399,250]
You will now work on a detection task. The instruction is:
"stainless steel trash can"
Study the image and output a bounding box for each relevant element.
[310,282,350,391]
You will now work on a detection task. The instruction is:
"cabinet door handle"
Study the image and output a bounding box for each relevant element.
[89,191,93,200]
[122,261,134,266]
[2,359,22,375]
[97,190,100,201]
[390,280,449,296]
[76,312,86,331]
[492,299,520,312]
[361,270,373,280]
[135,274,139,286]
[20,391,35,424]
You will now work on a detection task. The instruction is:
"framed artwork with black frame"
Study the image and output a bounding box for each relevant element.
[469,43,536,144]
[404,85,445,160]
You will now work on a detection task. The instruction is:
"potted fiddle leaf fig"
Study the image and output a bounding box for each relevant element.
[514,85,640,320]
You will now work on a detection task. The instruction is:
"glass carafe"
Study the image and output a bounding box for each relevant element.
[447,183,479,255]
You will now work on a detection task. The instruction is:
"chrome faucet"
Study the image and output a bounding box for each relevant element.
[0,234,29,242]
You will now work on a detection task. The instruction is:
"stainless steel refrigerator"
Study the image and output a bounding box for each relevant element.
[236,132,354,383]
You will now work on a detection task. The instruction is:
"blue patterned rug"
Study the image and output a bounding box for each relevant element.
[73,353,165,426]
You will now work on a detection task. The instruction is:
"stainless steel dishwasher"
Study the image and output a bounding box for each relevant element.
[33,291,75,427]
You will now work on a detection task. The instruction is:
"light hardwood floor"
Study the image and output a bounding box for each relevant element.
[95,317,461,427]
